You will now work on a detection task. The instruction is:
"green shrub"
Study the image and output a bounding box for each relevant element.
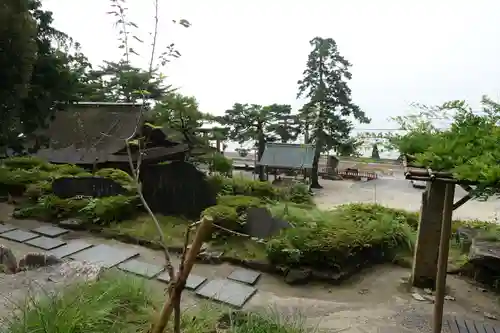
[0,159,91,196]
[1,156,51,170]
[217,195,263,214]
[335,203,420,230]
[209,152,233,177]
[242,179,276,198]
[268,202,332,227]
[266,203,416,272]
[80,195,139,225]
[14,195,91,221]
[206,174,233,196]
[451,218,498,235]
[24,181,52,200]
[0,158,140,224]
[202,204,240,232]
[0,167,52,185]
[95,168,134,187]
[15,194,138,225]
[277,183,313,205]
[51,163,87,175]
[206,175,313,204]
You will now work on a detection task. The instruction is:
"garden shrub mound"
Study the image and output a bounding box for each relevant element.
[267,203,416,275]
[207,174,312,205]
[203,204,240,232]
[201,178,311,236]
[0,157,91,196]
[0,157,138,224]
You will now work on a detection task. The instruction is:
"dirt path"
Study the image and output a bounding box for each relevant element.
[248,266,500,332]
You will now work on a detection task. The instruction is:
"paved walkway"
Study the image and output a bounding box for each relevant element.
[1,210,500,332]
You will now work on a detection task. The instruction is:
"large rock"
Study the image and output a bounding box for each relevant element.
[18,253,62,270]
[59,218,85,227]
[244,207,291,239]
[0,245,17,273]
[51,261,104,282]
[284,268,312,285]
[468,238,500,273]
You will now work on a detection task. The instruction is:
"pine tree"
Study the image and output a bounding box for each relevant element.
[298,37,370,187]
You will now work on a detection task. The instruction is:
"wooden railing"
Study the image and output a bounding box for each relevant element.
[319,168,378,181]
[338,169,378,180]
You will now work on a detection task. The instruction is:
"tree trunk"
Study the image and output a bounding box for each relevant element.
[310,143,322,188]
[257,127,266,182]
[304,122,310,144]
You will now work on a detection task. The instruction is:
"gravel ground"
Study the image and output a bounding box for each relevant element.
[313,176,500,221]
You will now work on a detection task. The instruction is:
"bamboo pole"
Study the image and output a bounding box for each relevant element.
[432,182,455,333]
[150,216,213,333]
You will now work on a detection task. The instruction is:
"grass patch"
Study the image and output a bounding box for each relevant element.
[3,272,154,333]
[3,270,311,333]
[107,214,268,261]
[211,237,268,261]
[182,305,312,333]
[107,214,188,245]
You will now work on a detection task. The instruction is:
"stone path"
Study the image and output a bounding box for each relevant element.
[0,221,261,308]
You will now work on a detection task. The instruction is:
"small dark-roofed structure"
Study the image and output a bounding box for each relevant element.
[35,102,188,167]
[257,143,315,182]
[257,143,315,169]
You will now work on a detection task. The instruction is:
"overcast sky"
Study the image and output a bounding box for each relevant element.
[42,0,500,152]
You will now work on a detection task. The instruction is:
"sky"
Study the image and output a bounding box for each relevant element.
[43,0,500,155]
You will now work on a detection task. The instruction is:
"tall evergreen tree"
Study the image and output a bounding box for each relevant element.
[1,0,96,154]
[0,0,37,154]
[298,37,370,188]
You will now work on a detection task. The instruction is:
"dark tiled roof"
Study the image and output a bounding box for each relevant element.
[35,103,188,164]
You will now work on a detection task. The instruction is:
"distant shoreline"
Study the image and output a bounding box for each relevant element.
[223,151,400,167]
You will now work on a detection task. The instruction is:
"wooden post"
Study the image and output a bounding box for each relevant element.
[411,180,447,288]
[432,182,455,333]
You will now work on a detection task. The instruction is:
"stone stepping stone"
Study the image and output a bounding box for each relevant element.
[25,236,66,250]
[227,268,261,285]
[0,229,38,243]
[195,278,257,308]
[0,224,17,234]
[157,272,207,290]
[71,244,139,268]
[49,240,93,259]
[32,225,69,237]
[118,259,164,279]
